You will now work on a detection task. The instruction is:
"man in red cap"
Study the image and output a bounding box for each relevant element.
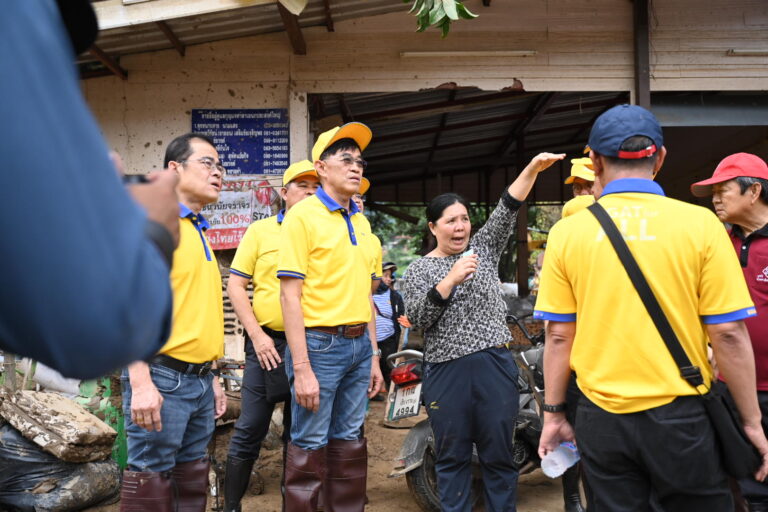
[692,152,768,511]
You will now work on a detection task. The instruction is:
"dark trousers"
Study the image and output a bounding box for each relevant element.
[378,333,399,390]
[575,394,733,512]
[422,347,520,512]
[739,390,768,503]
[227,331,291,461]
[566,375,593,507]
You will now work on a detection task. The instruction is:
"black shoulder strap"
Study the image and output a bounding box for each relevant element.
[587,202,705,388]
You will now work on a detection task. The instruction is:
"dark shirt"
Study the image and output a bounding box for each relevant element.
[0,1,172,378]
[730,223,768,390]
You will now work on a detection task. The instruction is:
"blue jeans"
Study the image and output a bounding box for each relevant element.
[285,329,372,450]
[121,364,215,472]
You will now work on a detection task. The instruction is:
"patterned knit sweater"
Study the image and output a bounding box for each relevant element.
[402,192,522,363]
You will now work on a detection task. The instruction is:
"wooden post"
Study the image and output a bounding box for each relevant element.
[633,0,651,109]
[2,351,16,392]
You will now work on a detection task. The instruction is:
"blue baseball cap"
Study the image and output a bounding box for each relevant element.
[586,105,663,159]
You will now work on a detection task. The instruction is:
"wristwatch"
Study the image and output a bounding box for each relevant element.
[372,349,382,357]
[542,402,566,413]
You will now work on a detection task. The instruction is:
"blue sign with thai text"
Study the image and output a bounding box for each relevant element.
[191,109,289,175]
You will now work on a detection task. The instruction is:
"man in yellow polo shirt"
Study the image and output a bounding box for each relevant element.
[278,123,384,511]
[120,133,227,512]
[223,160,319,512]
[352,177,384,292]
[564,157,595,197]
[535,105,768,511]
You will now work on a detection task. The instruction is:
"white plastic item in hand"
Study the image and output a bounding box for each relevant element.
[462,248,475,280]
[541,442,580,478]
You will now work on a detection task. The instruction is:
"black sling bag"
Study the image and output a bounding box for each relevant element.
[588,201,761,479]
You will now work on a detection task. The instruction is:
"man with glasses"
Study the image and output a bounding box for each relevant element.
[2,1,178,380]
[564,157,596,197]
[223,160,320,512]
[278,123,384,511]
[120,133,228,512]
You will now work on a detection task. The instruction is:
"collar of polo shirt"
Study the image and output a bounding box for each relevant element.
[600,178,665,198]
[179,203,211,229]
[315,186,361,215]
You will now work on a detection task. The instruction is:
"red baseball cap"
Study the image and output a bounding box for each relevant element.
[690,153,768,197]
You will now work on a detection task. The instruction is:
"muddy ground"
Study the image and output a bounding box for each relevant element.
[87,399,566,512]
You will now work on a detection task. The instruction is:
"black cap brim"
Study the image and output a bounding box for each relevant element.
[56,0,99,55]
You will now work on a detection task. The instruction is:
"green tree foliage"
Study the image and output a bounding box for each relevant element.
[367,203,563,283]
[404,0,478,38]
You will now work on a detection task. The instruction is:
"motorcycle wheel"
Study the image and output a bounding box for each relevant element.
[405,446,483,512]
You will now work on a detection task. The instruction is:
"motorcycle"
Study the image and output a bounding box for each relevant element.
[387,314,545,512]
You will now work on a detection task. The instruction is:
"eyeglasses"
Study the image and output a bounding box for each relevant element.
[337,155,367,170]
[353,194,367,203]
[183,157,226,175]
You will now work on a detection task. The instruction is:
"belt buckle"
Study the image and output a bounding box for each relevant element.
[344,324,362,338]
[198,362,212,376]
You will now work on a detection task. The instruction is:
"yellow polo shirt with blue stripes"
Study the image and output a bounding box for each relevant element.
[366,222,383,281]
[535,178,755,414]
[159,204,224,363]
[277,187,378,327]
[230,211,286,331]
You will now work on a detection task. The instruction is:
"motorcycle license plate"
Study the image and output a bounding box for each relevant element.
[388,382,422,421]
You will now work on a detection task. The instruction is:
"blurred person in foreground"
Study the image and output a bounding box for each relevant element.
[0,0,179,379]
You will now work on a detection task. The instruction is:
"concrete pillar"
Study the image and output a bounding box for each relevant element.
[289,88,310,162]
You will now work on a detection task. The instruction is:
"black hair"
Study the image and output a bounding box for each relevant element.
[163,133,216,168]
[426,193,471,224]
[319,138,361,161]
[736,176,768,205]
[601,135,659,171]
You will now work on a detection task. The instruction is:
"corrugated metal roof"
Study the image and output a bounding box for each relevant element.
[310,89,631,202]
[81,0,408,66]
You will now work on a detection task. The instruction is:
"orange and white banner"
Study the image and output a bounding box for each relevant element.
[203,178,277,250]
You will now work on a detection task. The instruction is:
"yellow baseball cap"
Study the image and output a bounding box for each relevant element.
[358,177,370,195]
[564,157,595,184]
[282,159,317,186]
[312,122,373,162]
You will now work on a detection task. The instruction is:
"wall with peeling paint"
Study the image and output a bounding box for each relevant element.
[83,35,291,174]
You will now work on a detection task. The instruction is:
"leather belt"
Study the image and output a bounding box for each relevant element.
[151,354,214,377]
[311,323,366,339]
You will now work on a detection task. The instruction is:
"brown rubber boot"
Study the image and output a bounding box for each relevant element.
[324,438,367,512]
[284,443,325,512]
[171,458,210,512]
[119,470,173,512]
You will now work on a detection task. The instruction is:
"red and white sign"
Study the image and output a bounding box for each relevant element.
[202,178,276,250]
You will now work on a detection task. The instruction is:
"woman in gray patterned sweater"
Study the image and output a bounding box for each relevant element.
[402,152,564,512]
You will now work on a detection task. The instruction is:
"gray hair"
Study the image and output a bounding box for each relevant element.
[735,176,768,205]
